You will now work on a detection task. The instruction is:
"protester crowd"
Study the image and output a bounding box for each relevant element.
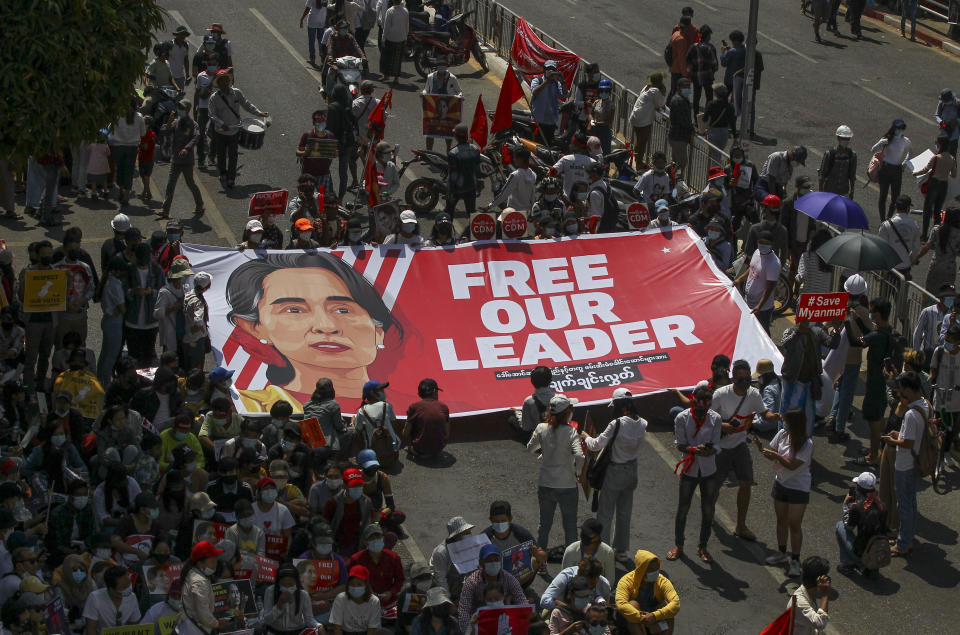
[0,1,959,634]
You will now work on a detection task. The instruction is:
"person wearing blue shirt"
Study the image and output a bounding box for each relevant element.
[720,30,746,113]
[539,558,610,610]
[530,60,568,145]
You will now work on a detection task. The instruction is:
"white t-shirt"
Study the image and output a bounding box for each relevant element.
[895,399,927,471]
[330,592,381,631]
[745,249,780,310]
[168,40,190,80]
[306,0,328,28]
[712,384,766,449]
[82,588,142,628]
[552,153,594,197]
[252,500,295,535]
[931,346,960,411]
[632,170,671,207]
[770,429,813,492]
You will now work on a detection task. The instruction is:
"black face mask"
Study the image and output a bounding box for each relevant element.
[67,249,82,262]
[432,605,451,617]
[220,476,238,487]
[39,255,52,266]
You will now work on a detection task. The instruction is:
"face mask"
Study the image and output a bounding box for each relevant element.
[707,230,721,241]
[261,489,278,503]
[95,548,111,560]
[281,440,296,452]
[121,588,134,598]
[348,486,363,500]
[575,191,588,201]
[201,566,216,576]
[55,408,70,418]
[645,570,660,583]
[72,496,87,510]
[314,121,326,132]
[563,223,579,235]
[72,569,87,584]
[588,625,607,635]
[200,507,216,520]
[50,434,67,447]
[895,129,904,137]
[732,157,743,164]
[573,597,589,610]
[221,475,238,487]
[348,585,366,598]
[153,553,170,563]
[484,561,502,576]
[402,222,417,233]
[298,231,313,241]
[348,230,362,241]
[415,579,431,592]
[946,341,957,352]
[167,234,180,244]
[185,462,197,473]
[147,508,160,519]
[599,92,610,99]
[327,478,342,489]
[280,585,297,594]
[763,219,778,229]
[367,538,384,553]
[168,598,182,610]
[591,73,600,81]
[338,28,348,35]
[653,168,665,176]
[838,140,849,147]
[238,517,253,529]
[545,227,559,237]
[758,244,772,255]
[681,88,692,98]
[206,65,218,73]
[175,431,188,441]
[491,521,510,534]
[315,542,333,555]
[487,600,504,608]
[543,193,558,202]
[241,438,258,449]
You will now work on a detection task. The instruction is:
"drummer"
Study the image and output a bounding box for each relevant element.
[207,69,269,189]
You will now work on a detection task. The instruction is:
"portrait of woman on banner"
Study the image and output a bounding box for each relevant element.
[225,252,403,413]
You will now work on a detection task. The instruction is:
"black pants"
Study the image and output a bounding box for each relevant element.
[877,162,902,222]
[923,178,949,238]
[445,192,477,216]
[124,325,157,367]
[356,28,370,48]
[675,474,719,549]
[215,131,239,182]
[196,108,214,163]
[755,308,773,334]
[670,72,684,96]
[538,123,557,145]
[692,80,713,118]
[162,162,204,214]
[337,144,357,200]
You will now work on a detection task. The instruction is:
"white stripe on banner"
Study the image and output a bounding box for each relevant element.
[381,251,413,310]
[249,363,269,392]
[338,248,357,267]
[359,249,384,284]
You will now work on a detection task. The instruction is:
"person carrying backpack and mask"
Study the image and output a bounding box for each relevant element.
[836,471,889,577]
[519,366,556,437]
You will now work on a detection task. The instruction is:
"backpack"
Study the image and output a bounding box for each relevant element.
[532,395,549,423]
[597,183,622,233]
[663,41,673,67]
[361,404,399,470]
[909,401,941,478]
[860,534,891,570]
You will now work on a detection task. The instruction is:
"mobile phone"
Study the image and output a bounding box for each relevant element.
[722,39,728,47]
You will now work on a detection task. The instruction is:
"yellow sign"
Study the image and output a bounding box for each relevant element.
[22,269,67,312]
[102,625,156,635]
[158,614,179,635]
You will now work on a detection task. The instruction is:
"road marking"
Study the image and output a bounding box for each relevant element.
[249,8,324,81]
[854,82,934,127]
[604,22,661,58]
[643,430,841,634]
[757,30,818,64]
[692,0,720,13]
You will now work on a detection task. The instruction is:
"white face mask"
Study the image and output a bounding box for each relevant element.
[241,437,258,448]
[280,585,297,594]
[201,566,216,576]
[281,440,296,452]
[200,507,216,520]
[402,222,417,233]
[348,231,363,241]
[50,434,67,447]
[72,496,88,510]
[248,233,262,244]
[261,489,278,503]
[707,230,721,241]
[315,542,333,555]
[167,598,182,610]
[326,478,342,490]
[95,548,112,560]
[299,231,313,241]
[238,517,253,529]
[348,486,363,500]
[646,570,660,583]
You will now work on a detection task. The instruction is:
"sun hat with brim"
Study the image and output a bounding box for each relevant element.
[446,516,474,540]
[20,575,51,594]
[167,259,194,279]
[424,587,453,608]
[410,561,431,579]
[753,359,775,377]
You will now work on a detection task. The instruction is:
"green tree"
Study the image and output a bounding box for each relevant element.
[0,0,166,160]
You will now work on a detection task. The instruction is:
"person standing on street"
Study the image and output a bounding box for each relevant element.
[818,125,857,197]
[422,66,462,152]
[581,389,647,563]
[193,53,220,168]
[712,360,781,542]
[734,231,780,334]
[207,71,269,189]
[913,135,956,240]
[871,119,912,222]
[879,195,921,281]
[300,0,328,66]
[720,30,746,113]
[913,283,953,368]
[935,89,959,157]
[380,0,408,83]
[826,274,872,443]
[668,13,697,96]
[668,384,723,563]
[527,394,583,550]
[668,79,694,176]
[685,25,718,118]
[446,124,481,215]
[160,100,205,219]
[757,146,806,201]
[169,26,192,88]
[531,61,568,145]
[901,0,918,40]
[628,73,666,168]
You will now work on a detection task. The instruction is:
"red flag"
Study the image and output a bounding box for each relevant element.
[364,145,380,206]
[315,185,325,212]
[491,64,525,134]
[758,597,795,635]
[470,95,488,148]
[368,89,392,142]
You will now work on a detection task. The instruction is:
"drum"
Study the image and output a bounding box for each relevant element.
[238,118,265,150]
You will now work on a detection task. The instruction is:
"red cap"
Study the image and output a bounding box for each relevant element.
[190,541,224,562]
[761,194,782,209]
[0,459,16,474]
[707,165,725,181]
[294,218,314,232]
[348,565,370,580]
[215,68,231,77]
[209,23,224,33]
[257,477,276,490]
[343,468,364,487]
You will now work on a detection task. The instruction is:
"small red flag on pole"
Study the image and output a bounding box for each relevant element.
[490,64,525,134]
[470,95,489,148]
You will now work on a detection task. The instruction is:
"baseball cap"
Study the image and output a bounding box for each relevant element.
[400,210,417,224]
[479,544,500,560]
[761,194,782,210]
[852,472,877,490]
[295,218,314,232]
[655,199,670,213]
[611,388,633,400]
[208,367,234,384]
[256,477,276,490]
[362,380,389,398]
[269,459,290,479]
[191,492,217,513]
[190,541,224,562]
[361,524,384,542]
[753,359,775,377]
[343,468,364,487]
[418,378,442,393]
[349,565,370,580]
[549,394,578,414]
[245,219,264,233]
[544,60,558,69]
[357,449,380,470]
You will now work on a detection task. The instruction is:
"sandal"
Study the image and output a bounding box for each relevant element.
[697,548,713,563]
[734,527,757,541]
[890,545,912,557]
[666,547,682,561]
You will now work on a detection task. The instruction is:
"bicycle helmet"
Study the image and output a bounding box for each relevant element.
[835,124,853,139]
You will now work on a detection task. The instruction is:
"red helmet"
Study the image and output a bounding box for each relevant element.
[761,194,781,210]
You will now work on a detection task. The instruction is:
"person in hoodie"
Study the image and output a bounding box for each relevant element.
[614,549,680,632]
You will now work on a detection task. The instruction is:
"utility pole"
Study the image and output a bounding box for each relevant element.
[739,0,760,145]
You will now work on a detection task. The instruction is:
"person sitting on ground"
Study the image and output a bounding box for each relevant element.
[614,549,680,635]
[429,516,474,599]
[540,557,609,611]
[457,544,528,633]
[835,471,888,578]
[481,500,547,588]
[546,575,598,635]
[560,518,615,579]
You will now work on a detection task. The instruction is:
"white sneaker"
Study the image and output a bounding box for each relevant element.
[787,559,802,577]
[765,552,789,565]
[945,454,957,469]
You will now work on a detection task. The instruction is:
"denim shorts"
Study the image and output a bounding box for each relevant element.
[772,480,810,504]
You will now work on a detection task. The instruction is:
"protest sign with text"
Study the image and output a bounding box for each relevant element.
[796,292,849,323]
[249,190,290,216]
[22,269,68,312]
[477,605,534,635]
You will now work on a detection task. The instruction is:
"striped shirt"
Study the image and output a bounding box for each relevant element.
[914,303,946,350]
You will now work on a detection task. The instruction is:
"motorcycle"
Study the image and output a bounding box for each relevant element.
[410,11,488,78]
[403,148,499,214]
[332,55,364,97]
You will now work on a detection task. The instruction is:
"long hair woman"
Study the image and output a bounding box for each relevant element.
[262,563,317,634]
[759,408,814,578]
[915,206,960,294]
[796,228,834,296]
[870,118,912,221]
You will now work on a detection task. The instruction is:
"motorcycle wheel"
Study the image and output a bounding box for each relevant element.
[413,49,432,79]
[405,178,440,215]
[472,41,489,73]
[773,271,794,316]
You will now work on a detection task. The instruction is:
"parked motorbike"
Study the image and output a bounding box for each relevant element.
[410,11,488,78]
[403,148,499,214]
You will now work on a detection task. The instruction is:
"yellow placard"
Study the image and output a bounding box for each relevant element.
[158,614,179,635]
[102,625,156,635]
[22,269,67,312]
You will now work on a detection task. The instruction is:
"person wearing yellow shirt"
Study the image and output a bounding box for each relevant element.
[615,549,679,634]
[159,412,205,471]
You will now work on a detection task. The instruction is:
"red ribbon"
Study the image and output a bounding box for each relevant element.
[674,408,707,476]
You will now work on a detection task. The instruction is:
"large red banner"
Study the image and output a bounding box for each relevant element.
[182,228,781,417]
[510,18,581,89]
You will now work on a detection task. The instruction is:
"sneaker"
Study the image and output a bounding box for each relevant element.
[765,552,789,566]
[836,563,857,576]
[787,559,802,577]
[945,454,957,469]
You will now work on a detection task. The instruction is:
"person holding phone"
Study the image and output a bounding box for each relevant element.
[531,60,569,145]
[928,322,960,473]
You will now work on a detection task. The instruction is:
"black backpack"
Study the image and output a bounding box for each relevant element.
[663,41,673,67]
[597,183,621,233]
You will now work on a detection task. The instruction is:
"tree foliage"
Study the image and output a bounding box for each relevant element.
[0,0,166,161]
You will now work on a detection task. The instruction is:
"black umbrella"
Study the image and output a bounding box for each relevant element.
[816,232,901,272]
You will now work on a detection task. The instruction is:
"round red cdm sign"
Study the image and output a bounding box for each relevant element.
[501,210,528,239]
[471,212,497,240]
[627,203,650,230]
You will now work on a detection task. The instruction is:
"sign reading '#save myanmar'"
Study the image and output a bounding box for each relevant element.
[182,228,781,417]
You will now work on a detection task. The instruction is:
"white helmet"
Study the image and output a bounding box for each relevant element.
[835,124,853,139]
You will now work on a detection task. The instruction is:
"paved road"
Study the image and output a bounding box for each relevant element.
[4,1,958,633]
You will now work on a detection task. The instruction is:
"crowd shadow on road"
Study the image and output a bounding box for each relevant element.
[902,542,960,588]
[404,449,457,469]
[915,512,959,547]
[837,565,902,595]
[809,457,852,504]
[673,551,750,602]
[223,182,276,200]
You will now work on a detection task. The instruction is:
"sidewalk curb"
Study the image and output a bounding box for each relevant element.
[862,7,960,58]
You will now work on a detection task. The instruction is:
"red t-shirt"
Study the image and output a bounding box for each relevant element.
[347,549,405,599]
[138,129,158,162]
